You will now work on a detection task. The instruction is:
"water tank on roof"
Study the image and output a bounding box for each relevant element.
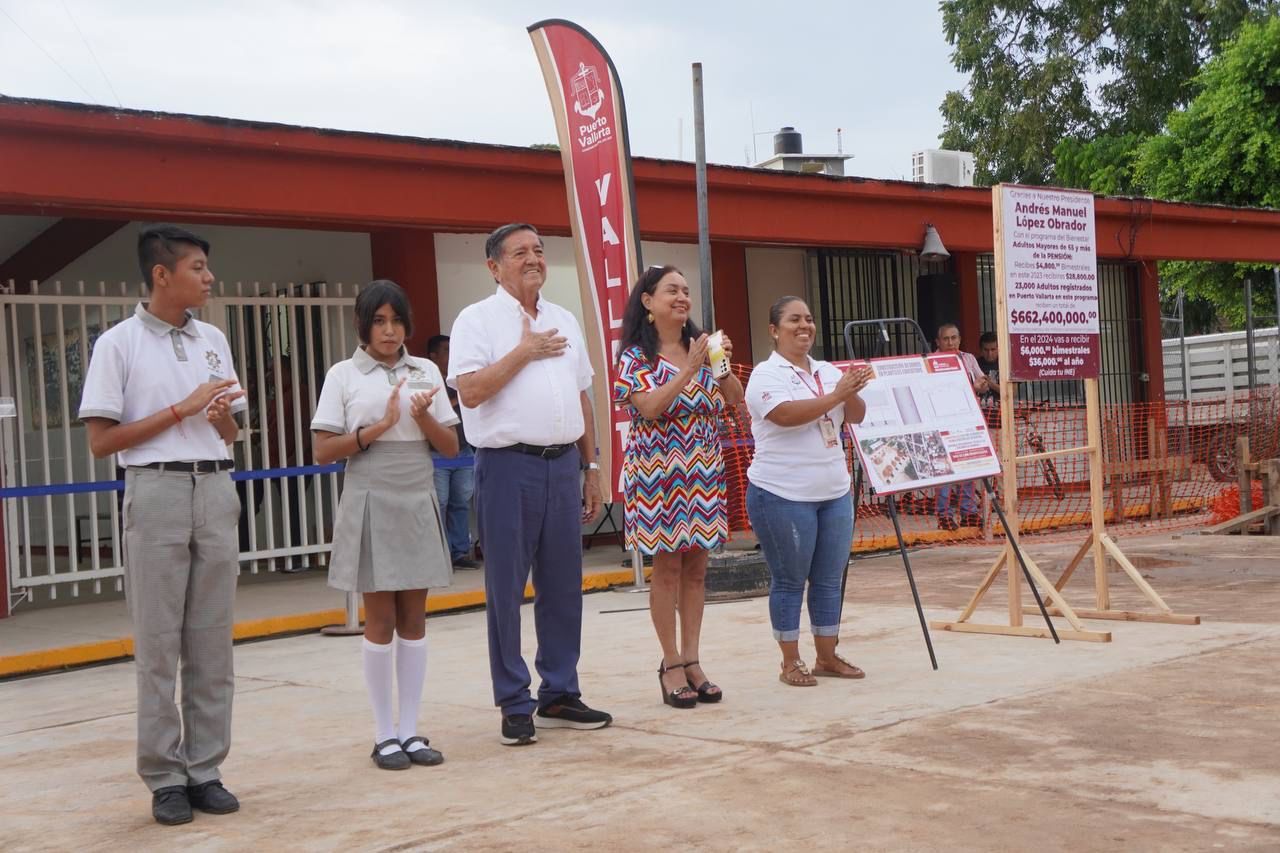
[774,126,802,155]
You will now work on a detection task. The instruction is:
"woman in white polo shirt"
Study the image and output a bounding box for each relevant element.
[745,296,874,687]
[311,280,459,770]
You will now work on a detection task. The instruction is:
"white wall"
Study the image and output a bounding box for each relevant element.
[745,247,808,363]
[46,222,373,290]
[434,233,702,339]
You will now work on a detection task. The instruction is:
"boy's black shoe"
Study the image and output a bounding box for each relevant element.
[152,786,193,826]
[187,780,240,814]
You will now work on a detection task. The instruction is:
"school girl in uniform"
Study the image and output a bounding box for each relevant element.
[311,280,460,770]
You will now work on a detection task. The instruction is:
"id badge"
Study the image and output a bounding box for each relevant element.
[407,381,431,391]
[818,415,839,448]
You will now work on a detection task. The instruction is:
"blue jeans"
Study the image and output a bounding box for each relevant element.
[433,456,474,561]
[746,484,854,642]
[935,482,977,519]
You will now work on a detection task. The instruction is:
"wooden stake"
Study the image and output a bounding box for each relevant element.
[956,550,1007,624]
[1086,379,1110,610]
[1049,532,1094,593]
[1020,605,1200,625]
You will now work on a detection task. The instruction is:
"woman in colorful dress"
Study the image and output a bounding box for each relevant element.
[614,265,744,709]
[311,280,459,769]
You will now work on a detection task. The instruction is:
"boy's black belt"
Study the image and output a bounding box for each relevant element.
[134,460,235,473]
[504,443,575,459]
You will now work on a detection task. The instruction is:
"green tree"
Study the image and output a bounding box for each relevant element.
[1136,16,1280,330]
[939,1,1272,186]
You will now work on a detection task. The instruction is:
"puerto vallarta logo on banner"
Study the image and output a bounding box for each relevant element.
[573,62,612,151]
[529,19,643,500]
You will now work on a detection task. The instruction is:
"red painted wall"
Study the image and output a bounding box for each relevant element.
[369,229,439,356]
[710,242,751,363]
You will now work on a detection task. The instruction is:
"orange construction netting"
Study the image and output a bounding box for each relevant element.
[717,364,1280,552]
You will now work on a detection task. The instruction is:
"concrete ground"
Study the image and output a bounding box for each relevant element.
[0,542,639,666]
[2,532,1278,851]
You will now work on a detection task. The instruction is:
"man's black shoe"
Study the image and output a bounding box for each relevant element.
[452,556,481,570]
[152,785,193,826]
[500,713,537,746]
[960,513,982,528]
[536,696,613,730]
[186,780,240,814]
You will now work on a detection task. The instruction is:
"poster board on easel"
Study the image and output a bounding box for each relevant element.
[931,184,1199,642]
[839,353,1000,494]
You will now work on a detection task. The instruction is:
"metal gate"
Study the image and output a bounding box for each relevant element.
[0,280,358,611]
[807,249,949,361]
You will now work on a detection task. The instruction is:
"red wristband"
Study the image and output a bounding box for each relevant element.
[169,405,182,425]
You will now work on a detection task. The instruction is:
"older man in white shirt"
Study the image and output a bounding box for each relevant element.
[447,223,611,746]
[934,322,982,529]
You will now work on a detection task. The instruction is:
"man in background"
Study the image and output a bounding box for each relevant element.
[427,334,478,569]
[933,323,981,529]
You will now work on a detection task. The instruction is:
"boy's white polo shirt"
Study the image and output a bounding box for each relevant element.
[745,350,852,502]
[311,346,458,442]
[79,303,247,467]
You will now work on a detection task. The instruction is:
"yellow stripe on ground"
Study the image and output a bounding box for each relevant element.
[1,566,652,679]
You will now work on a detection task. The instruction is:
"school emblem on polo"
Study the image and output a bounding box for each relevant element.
[206,350,223,374]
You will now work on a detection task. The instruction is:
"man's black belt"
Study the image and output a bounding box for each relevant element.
[134,460,234,473]
[504,443,575,459]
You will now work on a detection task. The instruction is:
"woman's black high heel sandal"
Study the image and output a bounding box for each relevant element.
[683,660,723,703]
[658,660,698,709]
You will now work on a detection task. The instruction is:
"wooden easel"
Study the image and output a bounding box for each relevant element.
[932,185,1199,642]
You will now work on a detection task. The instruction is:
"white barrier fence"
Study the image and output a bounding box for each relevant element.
[1,280,359,610]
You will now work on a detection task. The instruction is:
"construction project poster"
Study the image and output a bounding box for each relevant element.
[842,354,1001,494]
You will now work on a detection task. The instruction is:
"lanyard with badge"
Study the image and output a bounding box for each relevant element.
[791,367,839,449]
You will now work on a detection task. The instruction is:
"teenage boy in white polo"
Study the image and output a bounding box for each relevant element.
[80,225,247,826]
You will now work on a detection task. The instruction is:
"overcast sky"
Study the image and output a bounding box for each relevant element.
[0,0,966,180]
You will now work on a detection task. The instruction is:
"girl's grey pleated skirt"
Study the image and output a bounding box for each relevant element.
[327,440,453,592]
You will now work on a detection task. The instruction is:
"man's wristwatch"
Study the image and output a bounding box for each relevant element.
[582,461,600,472]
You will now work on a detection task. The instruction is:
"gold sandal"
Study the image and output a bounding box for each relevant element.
[812,653,866,679]
[779,659,818,687]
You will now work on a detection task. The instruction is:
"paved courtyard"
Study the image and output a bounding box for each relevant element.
[2,532,1278,851]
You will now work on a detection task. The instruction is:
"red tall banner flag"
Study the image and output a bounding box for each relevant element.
[529,19,643,500]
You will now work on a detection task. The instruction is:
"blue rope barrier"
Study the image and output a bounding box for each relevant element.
[0,456,479,499]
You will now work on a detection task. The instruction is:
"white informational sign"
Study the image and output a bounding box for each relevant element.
[839,354,1001,495]
[999,184,1100,380]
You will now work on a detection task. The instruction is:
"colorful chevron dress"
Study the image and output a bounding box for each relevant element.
[613,345,728,555]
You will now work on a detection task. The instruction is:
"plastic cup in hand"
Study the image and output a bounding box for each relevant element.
[707,331,731,379]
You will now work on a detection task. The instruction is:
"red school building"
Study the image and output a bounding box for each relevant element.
[1,95,1279,614]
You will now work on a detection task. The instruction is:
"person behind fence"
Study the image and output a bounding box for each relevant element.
[426,334,479,570]
[933,322,982,530]
[975,331,1002,430]
[79,225,247,826]
[613,264,744,709]
[447,222,612,746]
[311,280,459,771]
[744,296,874,687]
